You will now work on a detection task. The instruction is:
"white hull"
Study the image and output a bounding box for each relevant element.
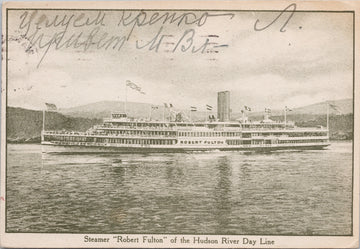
[41,141,330,153]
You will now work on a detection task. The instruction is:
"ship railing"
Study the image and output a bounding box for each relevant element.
[97,125,178,131]
[92,133,177,138]
[98,124,326,132]
[43,130,177,138]
[241,127,327,131]
[97,124,238,131]
[241,141,329,148]
[43,131,87,135]
[44,125,327,135]
[98,126,243,132]
[252,136,329,140]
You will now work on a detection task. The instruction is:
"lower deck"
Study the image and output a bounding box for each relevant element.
[42,133,329,148]
[41,140,330,153]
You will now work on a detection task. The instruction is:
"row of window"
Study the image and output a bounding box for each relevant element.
[97,138,175,145]
[242,125,285,129]
[279,139,328,144]
[251,140,272,145]
[226,140,242,145]
[287,132,327,137]
[249,132,326,137]
[45,136,91,142]
[105,123,175,129]
[98,130,176,136]
[44,136,176,145]
[96,138,176,145]
[178,132,241,137]
[44,136,328,146]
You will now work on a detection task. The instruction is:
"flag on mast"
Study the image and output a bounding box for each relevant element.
[190,106,197,112]
[43,103,57,134]
[45,103,57,111]
[126,80,146,95]
[244,105,252,111]
[285,106,292,112]
[206,104,213,111]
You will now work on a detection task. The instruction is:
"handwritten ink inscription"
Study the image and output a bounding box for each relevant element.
[254,3,296,32]
[11,3,296,67]
[15,11,234,67]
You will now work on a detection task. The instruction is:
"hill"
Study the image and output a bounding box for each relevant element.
[60,101,210,121]
[233,98,353,119]
[60,99,353,121]
[61,101,151,119]
[6,107,102,143]
[6,100,353,142]
[270,114,353,140]
[290,98,352,115]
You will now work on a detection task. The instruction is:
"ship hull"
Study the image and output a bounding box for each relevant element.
[41,142,330,154]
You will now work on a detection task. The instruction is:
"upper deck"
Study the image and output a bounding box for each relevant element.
[42,112,328,140]
[101,114,327,133]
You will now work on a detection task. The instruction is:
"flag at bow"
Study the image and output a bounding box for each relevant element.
[206,104,213,111]
[190,106,197,112]
[45,103,57,111]
[244,105,252,111]
[126,80,145,95]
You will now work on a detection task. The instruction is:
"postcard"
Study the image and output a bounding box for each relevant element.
[1,0,359,248]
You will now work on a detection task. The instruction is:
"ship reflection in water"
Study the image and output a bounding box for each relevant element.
[6,142,352,235]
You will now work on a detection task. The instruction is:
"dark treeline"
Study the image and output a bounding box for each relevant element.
[268,114,353,140]
[7,107,102,143]
[6,107,353,143]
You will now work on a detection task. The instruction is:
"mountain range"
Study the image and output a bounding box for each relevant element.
[6,107,101,143]
[60,98,353,121]
[7,98,353,142]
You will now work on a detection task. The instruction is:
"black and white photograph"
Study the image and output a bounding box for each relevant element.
[0,1,359,248]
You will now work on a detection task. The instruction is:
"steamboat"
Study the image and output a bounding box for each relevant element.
[41,91,330,153]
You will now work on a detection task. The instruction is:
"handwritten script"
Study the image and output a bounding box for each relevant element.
[16,11,234,67]
[12,4,296,68]
[254,3,296,32]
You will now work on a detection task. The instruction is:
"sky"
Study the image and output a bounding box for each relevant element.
[6,8,353,113]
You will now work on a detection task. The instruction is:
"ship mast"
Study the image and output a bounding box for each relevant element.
[124,81,127,114]
[41,109,45,142]
[42,109,45,132]
[284,106,287,129]
[149,105,152,121]
[326,101,330,136]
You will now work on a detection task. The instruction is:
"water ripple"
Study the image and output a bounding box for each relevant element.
[6,142,352,235]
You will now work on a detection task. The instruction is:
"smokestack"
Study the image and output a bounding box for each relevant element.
[217,91,230,122]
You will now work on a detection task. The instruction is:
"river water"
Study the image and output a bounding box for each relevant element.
[5,142,353,235]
